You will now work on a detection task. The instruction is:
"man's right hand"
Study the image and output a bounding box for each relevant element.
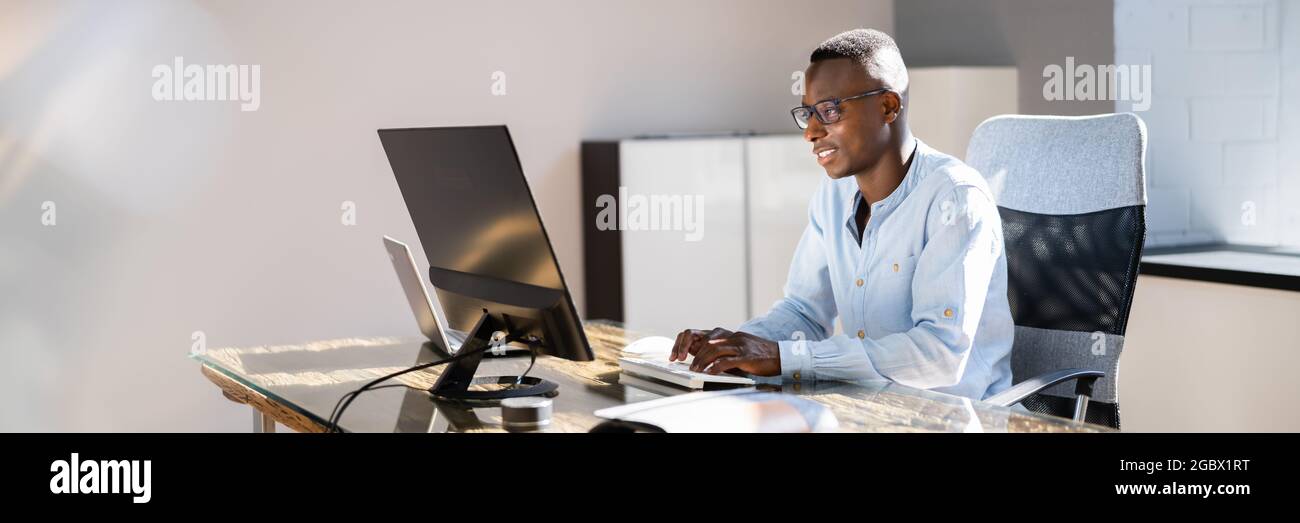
[669,327,734,362]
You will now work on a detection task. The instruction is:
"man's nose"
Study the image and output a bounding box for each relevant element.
[804,117,826,142]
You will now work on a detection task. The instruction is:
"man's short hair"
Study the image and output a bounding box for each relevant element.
[810,28,908,92]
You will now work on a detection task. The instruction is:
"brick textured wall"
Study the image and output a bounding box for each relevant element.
[1117,0,1300,248]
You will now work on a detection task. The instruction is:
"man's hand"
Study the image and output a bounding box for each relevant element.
[670,328,781,377]
[670,328,733,363]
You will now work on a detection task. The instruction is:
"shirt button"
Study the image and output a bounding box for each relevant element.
[892,263,900,272]
[793,371,801,381]
[855,278,864,287]
[856,330,866,339]
[943,308,954,318]
[792,383,802,392]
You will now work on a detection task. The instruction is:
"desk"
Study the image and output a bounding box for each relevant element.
[194,321,1110,433]
[1123,244,1300,431]
[1142,244,1300,292]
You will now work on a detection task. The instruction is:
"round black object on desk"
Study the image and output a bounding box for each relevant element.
[501,397,553,431]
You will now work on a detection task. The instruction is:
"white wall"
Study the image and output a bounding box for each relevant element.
[1110,0,1300,432]
[1117,0,1300,248]
[0,0,893,431]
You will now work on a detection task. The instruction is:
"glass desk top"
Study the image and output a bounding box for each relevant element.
[193,321,1111,433]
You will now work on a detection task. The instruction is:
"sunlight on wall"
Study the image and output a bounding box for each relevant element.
[0,1,234,214]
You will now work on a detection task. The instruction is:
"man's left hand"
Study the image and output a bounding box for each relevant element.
[688,331,782,377]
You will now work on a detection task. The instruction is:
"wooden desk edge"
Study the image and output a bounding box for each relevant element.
[201,364,328,433]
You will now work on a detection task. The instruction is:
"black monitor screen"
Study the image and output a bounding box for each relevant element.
[380,126,589,361]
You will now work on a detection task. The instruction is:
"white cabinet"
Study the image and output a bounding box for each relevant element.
[619,138,749,335]
[907,67,1018,161]
[745,135,825,317]
[582,134,820,336]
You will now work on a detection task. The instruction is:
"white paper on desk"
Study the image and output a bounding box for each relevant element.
[594,389,839,433]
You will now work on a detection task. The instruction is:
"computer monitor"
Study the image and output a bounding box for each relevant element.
[379,125,593,401]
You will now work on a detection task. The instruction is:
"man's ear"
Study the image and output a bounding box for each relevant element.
[881,92,903,124]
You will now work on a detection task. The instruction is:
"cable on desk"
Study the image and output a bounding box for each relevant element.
[512,338,540,387]
[327,343,490,432]
[325,383,419,430]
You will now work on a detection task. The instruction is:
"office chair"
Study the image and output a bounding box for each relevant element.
[966,113,1147,429]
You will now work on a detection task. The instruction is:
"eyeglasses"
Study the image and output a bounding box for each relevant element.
[790,88,894,129]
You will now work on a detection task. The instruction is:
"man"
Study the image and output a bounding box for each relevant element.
[670,28,1014,400]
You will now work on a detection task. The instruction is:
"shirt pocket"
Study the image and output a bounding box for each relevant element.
[882,254,918,280]
[868,254,918,334]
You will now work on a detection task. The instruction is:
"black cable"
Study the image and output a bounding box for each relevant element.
[328,348,480,432]
[513,339,540,387]
[325,383,417,430]
[327,341,493,432]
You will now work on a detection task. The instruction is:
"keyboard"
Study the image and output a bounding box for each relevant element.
[618,356,756,389]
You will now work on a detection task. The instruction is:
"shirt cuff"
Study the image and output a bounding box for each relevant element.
[779,339,814,382]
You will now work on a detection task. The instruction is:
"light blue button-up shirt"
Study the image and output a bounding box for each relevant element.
[738,139,1014,400]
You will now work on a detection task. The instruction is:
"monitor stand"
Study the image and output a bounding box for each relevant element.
[428,310,559,402]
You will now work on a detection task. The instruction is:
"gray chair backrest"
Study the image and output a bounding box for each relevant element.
[967,113,1147,428]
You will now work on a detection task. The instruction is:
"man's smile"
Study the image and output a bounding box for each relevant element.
[814,146,839,165]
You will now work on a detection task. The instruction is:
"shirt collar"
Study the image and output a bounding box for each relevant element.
[842,138,926,236]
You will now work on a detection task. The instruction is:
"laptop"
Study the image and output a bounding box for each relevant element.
[382,235,523,356]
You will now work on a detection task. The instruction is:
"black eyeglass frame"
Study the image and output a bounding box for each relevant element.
[790,87,895,129]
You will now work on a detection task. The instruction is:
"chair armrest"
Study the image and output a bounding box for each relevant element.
[985,368,1104,409]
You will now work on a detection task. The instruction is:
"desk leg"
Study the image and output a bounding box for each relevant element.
[253,408,275,433]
